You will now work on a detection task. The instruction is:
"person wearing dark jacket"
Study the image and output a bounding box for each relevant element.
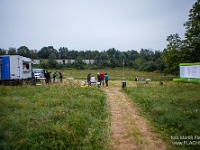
[97,72,101,88]
[58,72,63,83]
[104,73,109,88]
[87,73,91,86]
[52,71,57,83]
[46,71,51,84]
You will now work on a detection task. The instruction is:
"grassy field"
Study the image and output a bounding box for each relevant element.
[1,69,199,150]
[0,84,109,150]
[123,81,200,150]
[48,68,174,81]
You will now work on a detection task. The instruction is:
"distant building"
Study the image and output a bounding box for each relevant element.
[32,59,95,64]
[83,59,95,64]
[66,59,75,64]
[32,59,40,64]
[56,59,63,64]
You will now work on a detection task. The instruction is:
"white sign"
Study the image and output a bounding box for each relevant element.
[180,65,200,78]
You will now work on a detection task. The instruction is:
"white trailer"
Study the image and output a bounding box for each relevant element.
[0,55,32,85]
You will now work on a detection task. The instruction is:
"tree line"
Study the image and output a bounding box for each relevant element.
[0,46,165,72]
[1,0,199,75]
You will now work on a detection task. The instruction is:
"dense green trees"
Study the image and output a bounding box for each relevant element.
[162,0,200,75]
[58,47,68,59]
[184,0,200,62]
[38,46,58,59]
[8,47,17,55]
[17,46,31,58]
[0,48,6,55]
[0,46,164,72]
[162,34,183,75]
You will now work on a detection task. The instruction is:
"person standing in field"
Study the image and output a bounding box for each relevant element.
[44,69,47,83]
[58,72,63,83]
[87,73,91,86]
[100,71,105,86]
[104,73,109,88]
[46,71,51,84]
[97,72,101,88]
[52,71,57,83]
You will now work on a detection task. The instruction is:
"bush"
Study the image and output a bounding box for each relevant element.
[139,61,157,72]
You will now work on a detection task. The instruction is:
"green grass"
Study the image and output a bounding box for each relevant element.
[0,85,110,150]
[123,82,200,150]
[1,69,194,150]
[49,68,174,81]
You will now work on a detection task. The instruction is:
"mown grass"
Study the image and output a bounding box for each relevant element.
[0,85,109,150]
[123,82,200,150]
[49,68,174,81]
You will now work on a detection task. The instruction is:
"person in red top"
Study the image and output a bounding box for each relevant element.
[99,71,105,86]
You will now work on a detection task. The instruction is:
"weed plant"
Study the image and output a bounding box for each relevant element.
[0,85,109,150]
[124,82,200,150]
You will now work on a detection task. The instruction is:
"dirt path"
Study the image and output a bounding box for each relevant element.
[102,87,166,150]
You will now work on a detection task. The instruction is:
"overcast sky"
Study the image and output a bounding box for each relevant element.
[0,0,196,52]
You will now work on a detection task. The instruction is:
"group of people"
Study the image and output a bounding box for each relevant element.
[44,70,63,83]
[42,69,110,86]
[87,71,109,88]
[52,71,63,83]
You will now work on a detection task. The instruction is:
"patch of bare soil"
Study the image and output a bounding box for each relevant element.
[102,87,166,150]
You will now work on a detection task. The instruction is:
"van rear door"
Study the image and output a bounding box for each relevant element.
[1,56,10,79]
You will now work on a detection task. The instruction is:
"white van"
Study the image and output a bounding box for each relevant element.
[32,68,44,78]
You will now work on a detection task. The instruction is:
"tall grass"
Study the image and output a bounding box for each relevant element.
[0,85,109,150]
[124,82,200,150]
